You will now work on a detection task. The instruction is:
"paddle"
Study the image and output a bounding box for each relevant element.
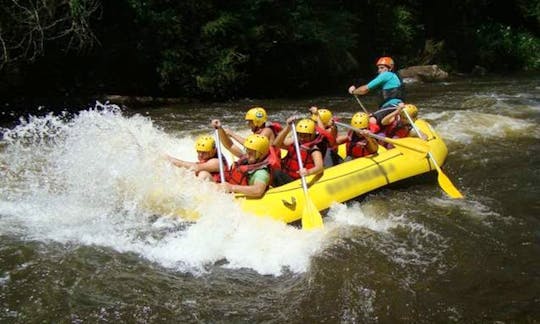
[353,95,370,114]
[402,111,464,199]
[214,129,226,183]
[291,121,324,230]
[335,122,430,158]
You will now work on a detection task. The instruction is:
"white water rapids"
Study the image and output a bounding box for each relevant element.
[0,98,536,276]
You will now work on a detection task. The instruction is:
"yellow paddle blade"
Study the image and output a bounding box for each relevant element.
[301,197,324,230]
[433,163,464,199]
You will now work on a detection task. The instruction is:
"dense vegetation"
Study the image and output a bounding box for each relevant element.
[0,0,538,105]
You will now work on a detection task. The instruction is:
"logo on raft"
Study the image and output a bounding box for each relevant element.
[324,163,396,195]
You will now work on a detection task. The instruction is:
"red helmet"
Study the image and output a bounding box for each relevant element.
[376,57,394,68]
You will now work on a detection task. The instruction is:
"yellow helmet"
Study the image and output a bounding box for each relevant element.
[243,134,270,159]
[401,104,418,120]
[295,118,316,135]
[195,135,216,152]
[311,108,333,126]
[245,107,268,127]
[351,112,369,129]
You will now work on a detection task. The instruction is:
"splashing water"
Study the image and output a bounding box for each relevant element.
[0,104,322,274]
[423,110,538,146]
[0,103,449,276]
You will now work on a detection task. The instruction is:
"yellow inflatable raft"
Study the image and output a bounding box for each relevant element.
[236,119,448,223]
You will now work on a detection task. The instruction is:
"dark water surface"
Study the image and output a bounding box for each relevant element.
[1,76,539,322]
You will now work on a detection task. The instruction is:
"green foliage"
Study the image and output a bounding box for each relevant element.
[201,13,239,39]
[391,6,417,48]
[516,33,540,71]
[70,0,82,17]
[123,0,358,98]
[196,48,248,97]
[1,0,539,101]
[476,23,540,71]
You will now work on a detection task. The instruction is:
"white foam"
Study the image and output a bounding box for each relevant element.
[0,104,327,275]
[423,110,538,145]
[0,103,478,276]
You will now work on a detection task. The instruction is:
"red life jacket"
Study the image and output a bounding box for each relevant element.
[368,122,381,133]
[196,155,229,183]
[267,145,282,170]
[255,121,283,138]
[384,116,411,138]
[316,125,336,151]
[225,156,271,186]
[346,130,371,158]
[282,140,320,179]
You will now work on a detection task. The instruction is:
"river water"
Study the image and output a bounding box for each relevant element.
[0,76,539,322]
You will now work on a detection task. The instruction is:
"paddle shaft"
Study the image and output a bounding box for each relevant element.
[335,121,429,155]
[214,129,226,183]
[290,121,324,229]
[402,110,464,198]
[401,110,440,163]
[290,121,310,193]
[353,95,370,114]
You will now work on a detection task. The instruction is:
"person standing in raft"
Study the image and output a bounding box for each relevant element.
[166,134,227,182]
[336,112,379,160]
[348,56,405,134]
[272,117,325,186]
[212,119,272,198]
[224,106,282,145]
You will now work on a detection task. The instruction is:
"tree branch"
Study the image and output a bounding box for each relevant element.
[0,0,101,71]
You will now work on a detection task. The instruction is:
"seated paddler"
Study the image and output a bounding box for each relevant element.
[380,104,425,142]
[309,106,341,166]
[335,112,379,160]
[165,134,227,182]
[224,106,282,145]
[212,119,273,198]
[272,116,325,186]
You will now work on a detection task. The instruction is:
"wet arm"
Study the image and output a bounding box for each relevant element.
[364,135,379,154]
[306,150,324,176]
[166,155,197,169]
[273,123,292,149]
[335,134,349,145]
[216,126,244,158]
[351,85,369,95]
[381,106,402,126]
[228,180,267,198]
[195,158,220,173]
[225,128,246,146]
